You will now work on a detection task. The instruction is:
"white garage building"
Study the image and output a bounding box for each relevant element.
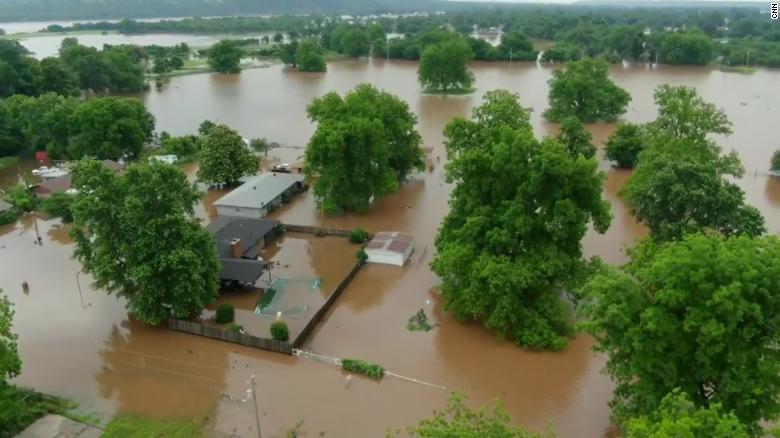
[364,232,414,266]
[214,172,304,219]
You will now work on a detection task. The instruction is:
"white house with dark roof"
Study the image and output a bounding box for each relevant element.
[214,172,304,219]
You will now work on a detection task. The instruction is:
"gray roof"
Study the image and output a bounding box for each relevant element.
[219,258,270,283]
[207,216,279,259]
[214,172,303,210]
[0,199,11,213]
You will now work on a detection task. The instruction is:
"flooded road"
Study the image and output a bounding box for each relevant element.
[2,59,779,436]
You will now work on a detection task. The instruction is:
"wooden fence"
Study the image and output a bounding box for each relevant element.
[293,262,363,348]
[282,223,353,237]
[168,318,294,355]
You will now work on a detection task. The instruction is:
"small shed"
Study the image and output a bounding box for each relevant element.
[34,175,73,198]
[364,231,414,266]
[214,173,304,219]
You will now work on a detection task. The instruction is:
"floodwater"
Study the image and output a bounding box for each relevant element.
[2,58,780,437]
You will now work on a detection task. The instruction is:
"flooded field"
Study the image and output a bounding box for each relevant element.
[1,59,780,437]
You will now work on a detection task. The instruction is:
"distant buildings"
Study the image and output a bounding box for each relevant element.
[214,172,304,219]
[33,160,124,198]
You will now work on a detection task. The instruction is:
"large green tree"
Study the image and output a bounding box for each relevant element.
[305,84,424,213]
[625,390,749,438]
[340,28,370,58]
[1,93,78,158]
[397,393,552,438]
[604,122,646,168]
[660,31,715,66]
[70,159,220,325]
[623,85,764,241]
[36,57,80,96]
[296,38,326,72]
[196,124,257,186]
[432,90,611,350]
[543,58,631,122]
[418,38,475,93]
[208,40,242,74]
[579,234,780,435]
[0,40,38,97]
[69,97,155,160]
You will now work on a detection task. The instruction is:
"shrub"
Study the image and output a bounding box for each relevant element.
[356,248,368,264]
[771,150,780,172]
[349,228,368,243]
[605,122,646,168]
[5,184,36,212]
[270,321,289,341]
[0,210,17,225]
[215,304,234,324]
[341,358,384,379]
[103,414,204,438]
[40,193,75,223]
[228,323,243,333]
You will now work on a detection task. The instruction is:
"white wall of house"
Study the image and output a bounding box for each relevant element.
[366,246,413,266]
[216,205,267,219]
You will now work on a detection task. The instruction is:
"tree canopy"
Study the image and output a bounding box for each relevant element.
[296,38,327,72]
[304,84,424,213]
[579,234,780,435]
[555,116,595,158]
[69,97,155,160]
[0,289,21,383]
[660,31,715,66]
[70,159,220,325]
[418,37,475,93]
[543,58,631,122]
[605,122,646,168]
[625,390,749,438]
[197,124,258,186]
[622,85,764,241]
[432,89,611,350]
[208,40,242,74]
[397,393,553,438]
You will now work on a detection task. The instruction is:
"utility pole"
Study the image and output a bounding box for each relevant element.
[386,36,389,61]
[746,50,751,67]
[250,375,262,438]
[509,48,513,64]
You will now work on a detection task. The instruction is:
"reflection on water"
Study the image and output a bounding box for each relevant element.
[1,58,779,437]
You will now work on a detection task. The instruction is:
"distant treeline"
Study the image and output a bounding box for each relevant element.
[43,6,780,68]
[0,0,440,22]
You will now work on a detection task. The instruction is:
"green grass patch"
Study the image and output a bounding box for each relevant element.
[0,384,80,436]
[422,87,476,95]
[340,358,385,379]
[0,156,20,171]
[719,65,758,74]
[103,414,205,438]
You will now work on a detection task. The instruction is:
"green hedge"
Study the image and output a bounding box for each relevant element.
[356,248,368,264]
[215,304,234,324]
[349,228,368,243]
[0,210,17,225]
[341,358,384,379]
[270,320,289,341]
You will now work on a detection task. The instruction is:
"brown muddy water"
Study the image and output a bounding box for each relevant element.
[1,59,780,437]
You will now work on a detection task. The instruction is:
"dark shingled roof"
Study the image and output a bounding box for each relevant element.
[207,216,279,259]
[219,258,270,283]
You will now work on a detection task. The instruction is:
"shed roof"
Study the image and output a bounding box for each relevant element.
[34,175,72,195]
[207,216,279,259]
[214,173,303,210]
[0,199,11,213]
[365,231,413,254]
[219,258,269,283]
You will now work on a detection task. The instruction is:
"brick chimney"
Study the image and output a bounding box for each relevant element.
[230,238,242,259]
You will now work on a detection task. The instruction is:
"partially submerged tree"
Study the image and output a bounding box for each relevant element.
[304,84,424,213]
[418,38,475,93]
[623,85,763,241]
[625,390,749,438]
[579,234,780,435]
[543,58,631,122]
[197,124,258,186]
[396,393,553,438]
[605,122,645,168]
[772,150,780,172]
[208,40,242,74]
[432,90,611,350]
[70,159,220,325]
[296,38,326,72]
[40,192,75,223]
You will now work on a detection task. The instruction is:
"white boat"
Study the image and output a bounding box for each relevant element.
[32,166,69,179]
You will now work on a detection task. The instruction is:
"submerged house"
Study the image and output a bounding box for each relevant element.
[364,231,414,266]
[207,216,280,285]
[214,172,304,219]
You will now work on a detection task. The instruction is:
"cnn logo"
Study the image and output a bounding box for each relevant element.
[773,2,779,19]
